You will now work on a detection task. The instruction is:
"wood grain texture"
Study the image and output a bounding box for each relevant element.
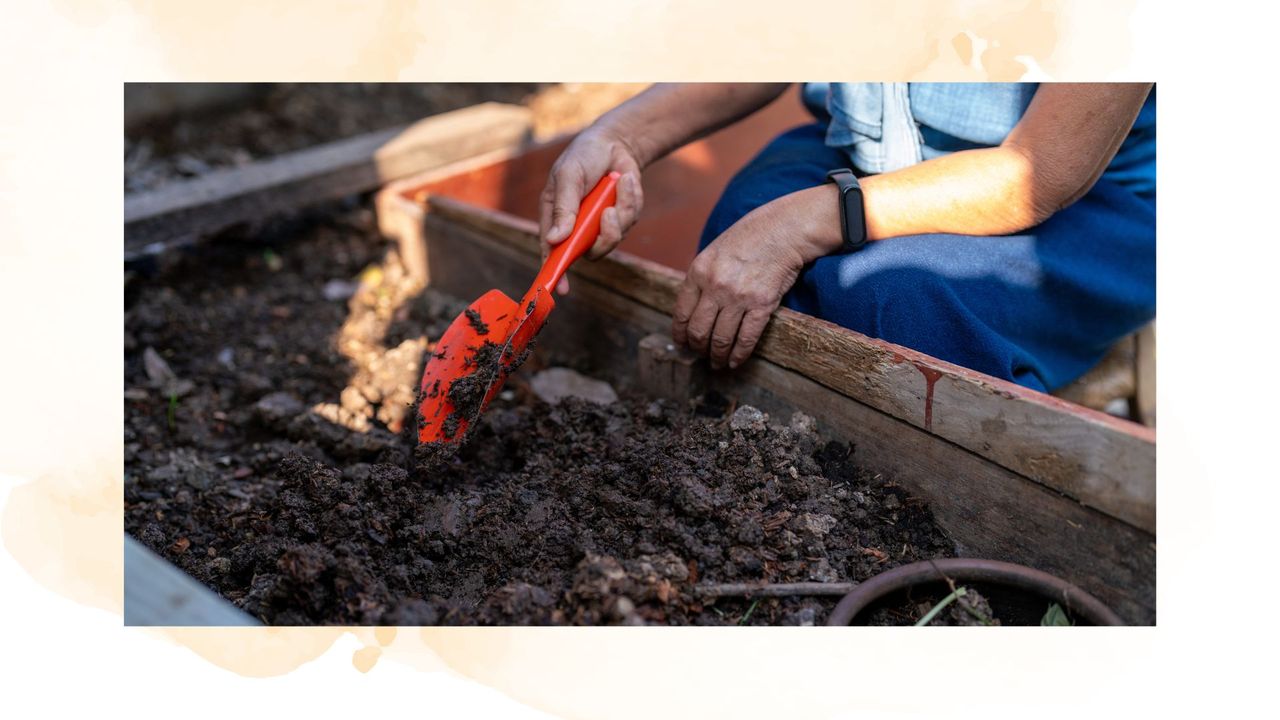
[423,196,1157,533]
[637,333,706,402]
[124,535,258,626]
[418,213,1155,624]
[125,102,532,256]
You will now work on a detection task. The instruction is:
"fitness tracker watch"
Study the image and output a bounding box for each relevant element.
[825,168,868,253]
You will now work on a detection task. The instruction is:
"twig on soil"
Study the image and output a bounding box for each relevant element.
[694,582,860,598]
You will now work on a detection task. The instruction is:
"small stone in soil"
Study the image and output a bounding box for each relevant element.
[529,367,619,406]
[322,279,358,301]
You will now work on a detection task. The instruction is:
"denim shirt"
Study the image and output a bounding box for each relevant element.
[802,82,1156,198]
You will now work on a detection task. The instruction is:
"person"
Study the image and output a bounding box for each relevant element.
[538,83,1155,392]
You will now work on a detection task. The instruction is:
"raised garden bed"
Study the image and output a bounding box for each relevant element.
[124,202,955,625]
[124,100,1156,625]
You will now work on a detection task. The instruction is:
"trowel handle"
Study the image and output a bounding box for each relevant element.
[533,171,620,296]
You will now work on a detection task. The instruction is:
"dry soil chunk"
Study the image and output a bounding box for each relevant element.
[729,404,768,433]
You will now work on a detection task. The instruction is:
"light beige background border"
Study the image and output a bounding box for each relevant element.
[1,1,1268,718]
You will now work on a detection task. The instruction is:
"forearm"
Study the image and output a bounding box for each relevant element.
[778,143,1101,262]
[594,83,789,167]
[777,83,1153,259]
[860,145,1058,240]
[857,83,1150,240]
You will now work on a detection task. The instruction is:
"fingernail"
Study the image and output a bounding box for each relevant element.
[728,360,739,370]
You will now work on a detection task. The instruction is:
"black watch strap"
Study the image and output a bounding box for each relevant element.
[826,168,868,253]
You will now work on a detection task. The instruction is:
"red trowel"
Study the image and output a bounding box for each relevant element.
[416,171,620,445]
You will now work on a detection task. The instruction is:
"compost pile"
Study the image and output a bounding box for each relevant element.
[125,206,955,625]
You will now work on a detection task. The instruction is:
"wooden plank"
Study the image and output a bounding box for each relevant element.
[124,535,258,626]
[125,102,533,257]
[374,137,571,285]
[385,87,811,272]
[423,196,1157,533]
[422,212,656,383]
[417,214,1154,624]
[637,334,707,402]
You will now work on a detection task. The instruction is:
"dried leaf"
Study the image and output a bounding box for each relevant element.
[143,347,177,386]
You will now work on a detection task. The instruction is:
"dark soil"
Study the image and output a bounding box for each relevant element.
[463,308,490,336]
[125,83,545,193]
[124,204,956,626]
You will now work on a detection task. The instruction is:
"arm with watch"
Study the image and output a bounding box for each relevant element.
[539,83,1151,370]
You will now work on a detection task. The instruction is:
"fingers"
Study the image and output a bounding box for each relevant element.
[707,306,744,370]
[547,165,586,245]
[684,296,720,356]
[539,179,555,244]
[539,178,556,261]
[589,173,642,260]
[557,275,570,296]
[589,206,622,260]
[616,172,643,233]
[671,281,701,346]
[729,308,772,369]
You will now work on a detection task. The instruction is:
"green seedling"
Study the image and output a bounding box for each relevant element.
[1041,603,1072,626]
[738,598,762,625]
[167,391,178,431]
[263,248,283,272]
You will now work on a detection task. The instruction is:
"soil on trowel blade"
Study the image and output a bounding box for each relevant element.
[415,334,532,462]
[124,205,955,626]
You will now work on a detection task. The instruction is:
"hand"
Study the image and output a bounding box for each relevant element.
[672,196,818,370]
[539,126,645,295]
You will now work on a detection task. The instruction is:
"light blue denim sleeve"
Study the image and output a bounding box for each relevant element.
[804,82,1038,172]
[801,81,1153,197]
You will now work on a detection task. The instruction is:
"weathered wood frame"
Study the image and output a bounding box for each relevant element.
[376,153,1157,624]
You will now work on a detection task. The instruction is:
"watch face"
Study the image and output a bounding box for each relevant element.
[843,186,867,250]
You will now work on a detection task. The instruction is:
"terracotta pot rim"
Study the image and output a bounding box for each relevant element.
[825,558,1125,626]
